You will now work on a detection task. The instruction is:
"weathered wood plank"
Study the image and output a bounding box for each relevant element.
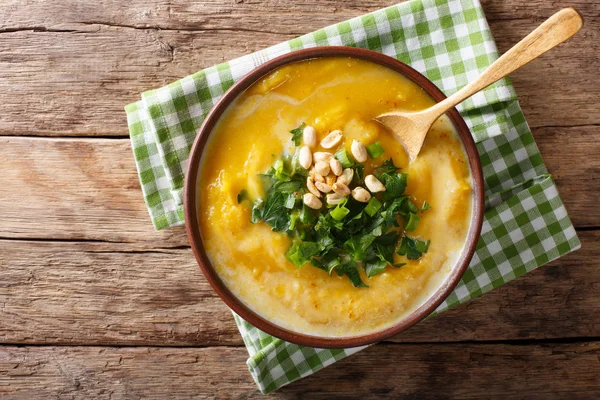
[535,126,600,228]
[492,18,600,129]
[1,0,597,32]
[1,342,599,398]
[0,230,597,346]
[0,125,596,246]
[0,3,597,136]
[0,137,188,245]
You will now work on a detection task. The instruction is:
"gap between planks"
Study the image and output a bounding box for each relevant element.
[1,336,599,349]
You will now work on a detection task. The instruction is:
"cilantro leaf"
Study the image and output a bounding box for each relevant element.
[290,122,306,146]
[374,158,399,177]
[352,164,365,186]
[374,232,398,264]
[365,259,388,277]
[344,233,377,261]
[397,235,430,260]
[250,199,263,224]
[286,241,321,267]
[261,191,289,231]
[253,149,431,286]
[336,261,368,288]
[314,252,343,275]
[381,172,408,200]
[299,203,317,225]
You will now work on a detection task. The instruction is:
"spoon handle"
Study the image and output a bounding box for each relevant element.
[428,8,583,119]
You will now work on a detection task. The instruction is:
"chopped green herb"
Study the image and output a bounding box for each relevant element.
[289,210,300,231]
[331,198,350,221]
[335,148,355,168]
[381,172,408,200]
[366,141,385,158]
[324,257,342,275]
[286,241,321,267]
[365,259,388,277]
[261,191,289,232]
[421,201,431,212]
[250,199,263,224]
[344,233,377,261]
[352,164,365,186]
[251,148,431,286]
[364,197,382,217]
[290,122,306,146]
[284,192,299,209]
[336,261,368,288]
[299,203,317,225]
[397,235,430,260]
[404,212,420,231]
[237,189,248,204]
[272,159,290,181]
[407,200,419,214]
[374,158,399,177]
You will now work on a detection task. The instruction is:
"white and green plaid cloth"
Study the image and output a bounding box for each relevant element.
[125,0,580,394]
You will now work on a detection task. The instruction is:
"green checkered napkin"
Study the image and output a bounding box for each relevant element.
[125,0,580,394]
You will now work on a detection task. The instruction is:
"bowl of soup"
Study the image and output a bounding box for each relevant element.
[184,47,484,348]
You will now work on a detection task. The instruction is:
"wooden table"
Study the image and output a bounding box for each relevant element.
[1,1,599,398]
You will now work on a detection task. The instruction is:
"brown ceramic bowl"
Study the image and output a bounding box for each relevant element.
[184,46,484,348]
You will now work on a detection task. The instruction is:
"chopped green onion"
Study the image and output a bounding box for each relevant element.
[331,198,350,221]
[366,141,385,158]
[290,147,303,175]
[331,206,350,221]
[325,257,342,275]
[421,201,431,212]
[289,210,299,231]
[407,200,419,214]
[405,212,420,231]
[273,159,290,181]
[364,197,382,217]
[284,193,298,209]
[372,225,383,236]
[335,148,355,168]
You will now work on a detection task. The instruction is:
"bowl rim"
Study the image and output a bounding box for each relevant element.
[184,46,485,348]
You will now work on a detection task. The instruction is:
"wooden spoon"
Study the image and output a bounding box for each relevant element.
[376,8,583,161]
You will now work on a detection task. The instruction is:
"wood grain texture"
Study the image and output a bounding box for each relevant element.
[0,137,188,245]
[0,1,597,136]
[1,230,598,346]
[1,342,599,399]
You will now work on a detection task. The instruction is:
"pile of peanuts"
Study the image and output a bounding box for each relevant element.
[299,125,386,210]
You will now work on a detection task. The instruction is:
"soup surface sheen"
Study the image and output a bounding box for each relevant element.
[198,57,472,337]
